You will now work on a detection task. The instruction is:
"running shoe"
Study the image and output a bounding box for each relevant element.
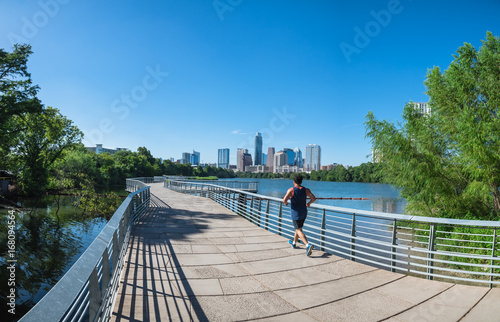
[306,243,314,256]
[288,240,296,248]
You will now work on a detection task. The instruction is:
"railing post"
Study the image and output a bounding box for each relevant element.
[265,200,270,230]
[321,209,326,251]
[278,202,283,236]
[391,219,397,272]
[427,223,436,280]
[350,214,356,261]
[258,198,262,227]
[490,228,497,288]
[89,267,101,321]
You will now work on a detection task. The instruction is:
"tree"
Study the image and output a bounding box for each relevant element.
[12,106,83,196]
[365,32,500,220]
[0,44,43,166]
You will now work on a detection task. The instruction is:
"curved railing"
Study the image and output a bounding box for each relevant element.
[166,179,500,287]
[165,177,258,192]
[20,178,152,322]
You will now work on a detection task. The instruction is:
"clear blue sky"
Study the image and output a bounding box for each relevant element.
[1,0,499,166]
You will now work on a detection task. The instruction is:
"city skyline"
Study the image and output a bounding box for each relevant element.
[1,1,499,166]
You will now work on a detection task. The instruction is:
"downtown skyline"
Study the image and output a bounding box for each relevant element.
[1,1,499,166]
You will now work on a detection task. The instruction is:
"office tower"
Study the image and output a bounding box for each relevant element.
[283,148,295,166]
[294,147,303,168]
[262,153,267,165]
[266,147,275,172]
[254,132,263,165]
[305,144,321,171]
[181,152,191,164]
[218,148,230,169]
[190,150,200,166]
[274,150,288,167]
[413,102,431,115]
[237,148,253,172]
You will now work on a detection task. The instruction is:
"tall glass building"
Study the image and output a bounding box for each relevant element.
[190,150,200,166]
[305,144,321,171]
[218,148,230,169]
[294,147,303,168]
[283,148,295,166]
[254,132,263,165]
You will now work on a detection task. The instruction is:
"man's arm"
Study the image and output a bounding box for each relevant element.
[306,188,316,207]
[283,188,293,205]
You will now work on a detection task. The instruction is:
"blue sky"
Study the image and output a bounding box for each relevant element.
[1,0,499,166]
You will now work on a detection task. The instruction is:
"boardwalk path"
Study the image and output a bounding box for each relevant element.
[112,183,499,321]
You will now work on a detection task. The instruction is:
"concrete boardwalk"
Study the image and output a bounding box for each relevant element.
[111,183,499,321]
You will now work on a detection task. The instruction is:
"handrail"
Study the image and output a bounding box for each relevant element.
[20,178,152,322]
[166,179,500,287]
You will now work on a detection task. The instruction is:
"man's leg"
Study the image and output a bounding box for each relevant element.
[295,228,308,245]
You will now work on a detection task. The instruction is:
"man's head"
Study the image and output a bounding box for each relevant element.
[293,173,303,185]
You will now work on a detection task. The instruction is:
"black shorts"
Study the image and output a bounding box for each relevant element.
[292,219,305,229]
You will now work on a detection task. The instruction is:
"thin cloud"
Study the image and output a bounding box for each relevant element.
[232,130,249,135]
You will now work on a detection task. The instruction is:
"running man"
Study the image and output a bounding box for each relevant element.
[283,173,316,256]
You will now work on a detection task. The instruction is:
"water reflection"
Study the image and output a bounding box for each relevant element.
[0,195,107,321]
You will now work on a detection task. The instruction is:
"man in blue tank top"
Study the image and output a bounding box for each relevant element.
[283,174,316,256]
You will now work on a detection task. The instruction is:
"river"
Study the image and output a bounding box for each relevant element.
[221,178,406,214]
[0,186,127,320]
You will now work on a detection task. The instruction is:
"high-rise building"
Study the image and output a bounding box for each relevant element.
[283,148,295,166]
[237,148,253,172]
[218,148,230,169]
[266,147,275,173]
[274,150,288,168]
[190,150,200,166]
[262,153,267,165]
[294,147,303,168]
[413,102,431,115]
[181,152,191,164]
[305,144,321,171]
[254,132,263,165]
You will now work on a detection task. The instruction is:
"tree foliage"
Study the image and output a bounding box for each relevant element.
[365,32,500,220]
[0,44,43,166]
[11,106,83,196]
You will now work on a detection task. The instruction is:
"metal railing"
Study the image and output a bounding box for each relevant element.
[165,177,258,192]
[20,178,151,322]
[166,179,500,287]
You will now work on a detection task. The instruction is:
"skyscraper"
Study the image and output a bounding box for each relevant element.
[283,148,295,166]
[218,148,230,169]
[181,152,191,164]
[274,150,288,167]
[190,150,200,166]
[254,132,263,165]
[305,144,321,171]
[294,147,303,168]
[237,148,253,172]
[266,147,275,172]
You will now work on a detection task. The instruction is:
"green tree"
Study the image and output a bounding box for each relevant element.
[365,32,500,220]
[0,44,43,166]
[12,107,83,196]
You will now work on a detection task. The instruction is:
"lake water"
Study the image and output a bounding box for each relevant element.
[0,186,127,320]
[221,178,407,214]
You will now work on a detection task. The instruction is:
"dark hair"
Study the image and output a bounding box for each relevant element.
[293,173,303,185]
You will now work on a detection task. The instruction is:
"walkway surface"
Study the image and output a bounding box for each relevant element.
[111,183,500,321]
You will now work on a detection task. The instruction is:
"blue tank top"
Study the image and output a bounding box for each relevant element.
[290,186,307,220]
